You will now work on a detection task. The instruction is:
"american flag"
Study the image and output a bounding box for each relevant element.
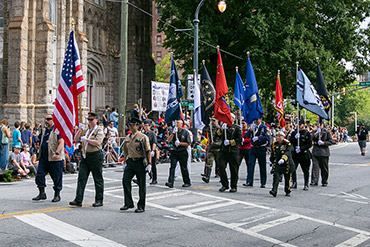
[53,30,85,147]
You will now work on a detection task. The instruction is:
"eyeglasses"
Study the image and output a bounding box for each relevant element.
[45,118,52,121]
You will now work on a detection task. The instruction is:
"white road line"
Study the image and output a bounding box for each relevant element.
[345,199,370,205]
[15,213,126,247]
[104,186,124,192]
[248,215,300,233]
[146,191,192,201]
[146,190,180,197]
[230,211,283,227]
[335,234,370,247]
[187,201,237,213]
[330,163,369,167]
[176,200,224,210]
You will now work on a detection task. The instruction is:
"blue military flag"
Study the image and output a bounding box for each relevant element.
[165,57,184,123]
[244,57,264,124]
[234,71,245,109]
[296,66,328,119]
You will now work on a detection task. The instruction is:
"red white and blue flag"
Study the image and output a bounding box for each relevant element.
[53,30,85,147]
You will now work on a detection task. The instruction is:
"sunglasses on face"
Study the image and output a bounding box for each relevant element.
[45,118,52,121]
[88,118,94,121]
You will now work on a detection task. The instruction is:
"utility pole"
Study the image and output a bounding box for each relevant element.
[119,0,128,135]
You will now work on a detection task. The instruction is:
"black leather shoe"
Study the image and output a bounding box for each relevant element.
[32,193,47,201]
[322,183,328,187]
[229,188,237,193]
[303,185,309,191]
[285,192,291,197]
[69,200,82,207]
[150,180,157,185]
[291,182,297,189]
[260,185,266,188]
[219,186,229,192]
[202,177,210,183]
[182,183,191,188]
[120,205,134,211]
[165,182,173,188]
[92,202,103,207]
[134,208,145,213]
[243,183,253,187]
[51,191,61,202]
[269,190,277,197]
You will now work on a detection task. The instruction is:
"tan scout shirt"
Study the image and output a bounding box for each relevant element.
[85,126,105,153]
[124,132,150,159]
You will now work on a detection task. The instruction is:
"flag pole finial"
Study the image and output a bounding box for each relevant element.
[235,66,238,72]
[202,60,205,65]
[71,18,75,28]
[216,45,220,51]
[296,61,299,67]
[316,57,319,63]
[278,70,280,75]
[247,51,250,57]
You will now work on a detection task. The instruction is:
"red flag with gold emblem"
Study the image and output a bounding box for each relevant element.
[275,73,286,128]
[214,49,232,126]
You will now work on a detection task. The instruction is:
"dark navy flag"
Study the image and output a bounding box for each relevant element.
[165,58,184,124]
[316,62,331,113]
[200,64,216,126]
[244,57,263,124]
[296,66,328,119]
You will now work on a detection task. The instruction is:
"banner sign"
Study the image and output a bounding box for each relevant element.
[151,81,170,112]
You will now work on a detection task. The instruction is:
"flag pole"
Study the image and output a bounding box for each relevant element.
[203,59,213,143]
[296,61,300,147]
[72,18,85,157]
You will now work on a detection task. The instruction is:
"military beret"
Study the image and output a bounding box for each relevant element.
[129,117,142,125]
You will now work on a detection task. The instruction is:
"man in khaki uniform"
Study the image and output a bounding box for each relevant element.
[120,117,151,213]
[70,112,105,207]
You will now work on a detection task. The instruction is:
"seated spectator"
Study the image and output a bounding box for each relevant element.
[20,144,37,175]
[31,141,40,166]
[8,146,29,179]
[64,144,75,173]
[192,142,206,162]
[103,135,119,166]
[73,144,83,170]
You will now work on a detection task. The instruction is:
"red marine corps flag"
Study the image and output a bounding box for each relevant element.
[214,46,232,126]
[275,71,285,128]
[53,28,85,147]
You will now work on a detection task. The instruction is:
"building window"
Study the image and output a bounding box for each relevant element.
[156,35,162,46]
[156,51,162,61]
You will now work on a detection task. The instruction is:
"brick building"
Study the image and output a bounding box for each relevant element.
[0,0,154,125]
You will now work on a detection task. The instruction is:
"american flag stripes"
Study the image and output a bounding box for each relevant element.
[53,30,85,147]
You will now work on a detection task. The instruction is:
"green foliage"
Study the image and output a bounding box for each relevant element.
[347,115,370,136]
[1,170,14,182]
[155,53,171,82]
[334,87,370,128]
[155,0,370,120]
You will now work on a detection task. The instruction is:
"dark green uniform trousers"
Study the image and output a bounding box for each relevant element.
[75,151,104,203]
[123,158,146,209]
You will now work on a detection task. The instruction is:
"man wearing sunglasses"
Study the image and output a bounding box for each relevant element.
[70,112,105,207]
[32,114,65,202]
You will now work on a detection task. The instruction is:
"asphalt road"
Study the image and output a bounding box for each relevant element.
[1,142,370,247]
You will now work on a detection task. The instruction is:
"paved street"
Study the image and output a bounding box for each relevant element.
[1,142,370,247]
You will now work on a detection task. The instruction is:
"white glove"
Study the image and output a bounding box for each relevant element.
[250,123,256,130]
[252,136,258,142]
[224,140,230,146]
[222,123,228,130]
[241,138,244,145]
[172,127,178,134]
[295,133,300,139]
[81,136,87,143]
[78,123,84,130]
[296,146,301,153]
[316,128,321,134]
[145,164,152,173]
[318,140,324,146]
[278,159,285,165]
[151,151,155,157]
[175,140,180,147]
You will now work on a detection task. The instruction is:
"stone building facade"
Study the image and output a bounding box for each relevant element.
[0,0,154,125]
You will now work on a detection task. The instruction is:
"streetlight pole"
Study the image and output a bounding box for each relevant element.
[350,111,357,133]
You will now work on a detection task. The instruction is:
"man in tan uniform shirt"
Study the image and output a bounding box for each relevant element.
[120,117,151,213]
[70,112,105,207]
